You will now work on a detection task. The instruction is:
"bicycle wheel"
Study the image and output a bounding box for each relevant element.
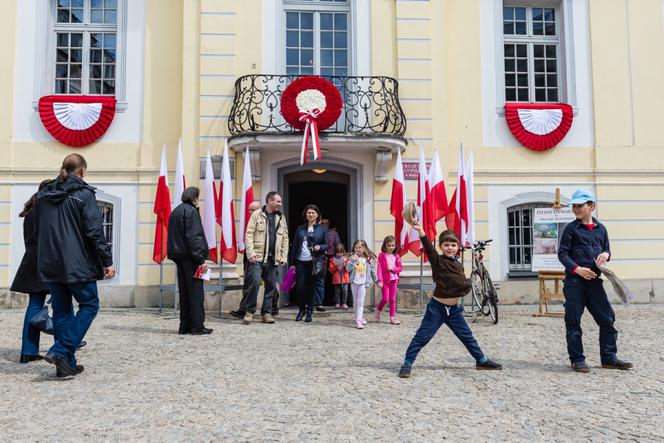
[483,272,499,324]
[469,271,483,312]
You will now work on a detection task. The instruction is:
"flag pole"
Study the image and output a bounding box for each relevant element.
[158,262,163,314]
[418,254,424,316]
[218,260,224,318]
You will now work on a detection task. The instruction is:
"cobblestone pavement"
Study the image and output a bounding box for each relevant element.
[1,304,663,442]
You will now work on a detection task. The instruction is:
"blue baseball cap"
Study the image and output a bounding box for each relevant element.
[568,189,596,205]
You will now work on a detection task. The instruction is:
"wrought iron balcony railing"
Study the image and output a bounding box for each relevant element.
[228,74,406,137]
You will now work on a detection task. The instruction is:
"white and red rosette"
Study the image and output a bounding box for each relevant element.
[280,76,343,165]
[504,103,573,151]
[38,95,116,147]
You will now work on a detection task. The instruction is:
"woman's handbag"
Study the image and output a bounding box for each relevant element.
[281,266,297,292]
[313,255,327,279]
[29,306,54,335]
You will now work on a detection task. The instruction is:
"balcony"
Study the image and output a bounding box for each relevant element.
[227,74,407,138]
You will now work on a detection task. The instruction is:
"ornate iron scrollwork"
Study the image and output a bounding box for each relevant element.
[228,74,407,136]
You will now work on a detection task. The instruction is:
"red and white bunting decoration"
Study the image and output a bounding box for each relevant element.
[38,95,116,147]
[280,76,343,166]
[504,103,573,151]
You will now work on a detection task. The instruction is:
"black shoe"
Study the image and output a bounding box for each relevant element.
[76,340,87,349]
[272,309,280,316]
[44,352,77,377]
[315,305,326,312]
[476,359,503,370]
[191,328,213,335]
[305,309,313,322]
[57,364,84,378]
[398,364,412,378]
[571,361,590,373]
[295,309,305,322]
[19,354,44,364]
[602,358,633,370]
[229,310,245,320]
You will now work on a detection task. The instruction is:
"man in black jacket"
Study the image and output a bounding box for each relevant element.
[35,154,114,377]
[167,187,212,335]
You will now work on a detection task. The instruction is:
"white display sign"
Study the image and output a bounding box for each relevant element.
[532,207,575,272]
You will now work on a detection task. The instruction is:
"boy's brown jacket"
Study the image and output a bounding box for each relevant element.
[420,235,471,299]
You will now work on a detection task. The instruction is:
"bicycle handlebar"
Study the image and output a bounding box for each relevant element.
[473,239,493,250]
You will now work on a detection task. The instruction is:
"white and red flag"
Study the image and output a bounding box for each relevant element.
[217,141,237,263]
[445,143,468,246]
[152,144,171,264]
[390,149,420,256]
[417,144,436,243]
[428,148,448,222]
[464,150,475,247]
[172,137,186,209]
[238,147,254,254]
[203,148,218,263]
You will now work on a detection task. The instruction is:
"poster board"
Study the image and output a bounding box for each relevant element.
[532,207,575,271]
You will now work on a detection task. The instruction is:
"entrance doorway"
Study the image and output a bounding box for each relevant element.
[283,169,350,248]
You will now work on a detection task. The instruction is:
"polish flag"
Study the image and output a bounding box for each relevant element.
[390,149,420,256]
[445,143,468,247]
[172,137,186,209]
[428,148,449,222]
[203,148,218,263]
[417,144,436,243]
[152,144,171,264]
[217,141,237,263]
[464,150,475,247]
[238,147,254,254]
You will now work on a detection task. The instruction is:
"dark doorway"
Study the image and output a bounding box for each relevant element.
[285,171,350,248]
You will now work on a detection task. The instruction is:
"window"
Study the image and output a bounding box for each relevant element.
[503,5,560,102]
[284,1,350,77]
[53,0,118,95]
[97,200,114,249]
[507,203,547,273]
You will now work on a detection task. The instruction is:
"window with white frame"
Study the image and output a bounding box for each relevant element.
[97,200,114,250]
[507,202,550,273]
[284,0,350,77]
[503,4,561,102]
[52,0,119,95]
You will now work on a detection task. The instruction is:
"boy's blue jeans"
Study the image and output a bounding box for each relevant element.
[404,298,485,364]
[48,281,99,367]
[563,277,618,364]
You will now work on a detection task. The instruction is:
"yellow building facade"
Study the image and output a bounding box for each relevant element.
[1,0,663,308]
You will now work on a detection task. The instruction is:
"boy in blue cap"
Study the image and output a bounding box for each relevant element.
[558,189,632,373]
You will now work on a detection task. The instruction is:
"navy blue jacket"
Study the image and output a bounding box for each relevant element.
[289,224,328,266]
[558,217,611,279]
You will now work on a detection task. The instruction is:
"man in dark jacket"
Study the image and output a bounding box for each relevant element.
[167,187,212,335]
[35,154,114,377]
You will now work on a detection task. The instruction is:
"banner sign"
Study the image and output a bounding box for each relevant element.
[402,161,430,180]
[532,207,575,271]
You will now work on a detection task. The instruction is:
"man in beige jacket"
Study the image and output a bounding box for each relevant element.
[239,191,289,324]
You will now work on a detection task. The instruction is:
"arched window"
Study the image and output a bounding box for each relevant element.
[507,202,549,273]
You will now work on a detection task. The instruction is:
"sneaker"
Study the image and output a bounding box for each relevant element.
[335,304,341,309]
[398,364,412,378]
[316,305,326,312]
[362,319,368,325]
[476,359,503,370]
[229,310,245,320]
[243,312,253,324]
[261,313,276,324]
[374,310,381,322]
[341,304,349,310]
[601,359,633,370]
[355,320,364,329]
[390,317,401,325]
[571,361,590,373]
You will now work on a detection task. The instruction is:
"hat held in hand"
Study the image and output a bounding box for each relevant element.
[402,201,418,227]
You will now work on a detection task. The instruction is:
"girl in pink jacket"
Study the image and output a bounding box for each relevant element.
[375,235,403,325]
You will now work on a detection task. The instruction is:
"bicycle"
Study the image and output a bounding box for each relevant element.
[468,239,499,324]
